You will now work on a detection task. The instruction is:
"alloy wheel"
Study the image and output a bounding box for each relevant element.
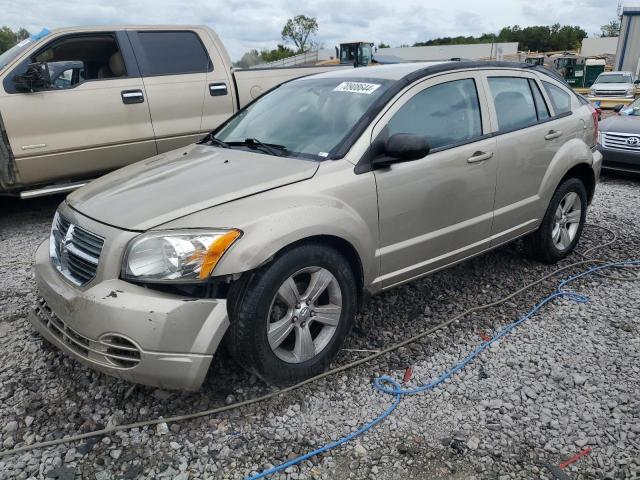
[552,191,582,251]
[266,266,342,363]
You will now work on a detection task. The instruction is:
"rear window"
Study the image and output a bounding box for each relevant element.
[135,31,212,76]
[542,81,572,115]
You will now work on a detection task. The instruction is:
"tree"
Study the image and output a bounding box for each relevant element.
[235,49,262,68]
[601,20,621,37]
[413,24,586,52]
[378,42,390,49]
[260,44,296,62]
[0,26,31,54]
[281,15,318,53]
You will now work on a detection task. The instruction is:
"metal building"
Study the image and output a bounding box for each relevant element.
[615,6,640,75]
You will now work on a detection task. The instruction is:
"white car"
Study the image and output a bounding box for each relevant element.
[589,71,638,99]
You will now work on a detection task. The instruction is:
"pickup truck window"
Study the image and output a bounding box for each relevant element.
[215,77,392,159]
[386,78,482,150]
[135,31,212,76]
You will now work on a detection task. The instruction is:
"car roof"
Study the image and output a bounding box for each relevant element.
[296,60,565,84]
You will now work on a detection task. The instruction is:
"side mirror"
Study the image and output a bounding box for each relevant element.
[613,104,625,113]
[372,133,430,168]
[12,62,52,92]
[634,79,640,85]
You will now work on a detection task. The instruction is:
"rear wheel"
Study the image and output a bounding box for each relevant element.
[227,243,357,385]
[524,177,587,263]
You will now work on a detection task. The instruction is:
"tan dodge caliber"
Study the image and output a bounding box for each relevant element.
[32,62,602,390]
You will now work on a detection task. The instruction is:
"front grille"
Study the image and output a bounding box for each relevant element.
[35,297,142,369]
[602,132,640,152]
[50,213,104,286]
[593,90,628,97]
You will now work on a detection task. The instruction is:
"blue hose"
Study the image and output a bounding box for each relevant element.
[246,260,639,479]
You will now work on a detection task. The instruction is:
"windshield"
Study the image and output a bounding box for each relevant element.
[0,38,33,72]
[597,74,632,84]
[214,77,393,159]
[621,97,640,116]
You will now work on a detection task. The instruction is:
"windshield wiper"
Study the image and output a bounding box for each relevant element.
[200,133,230,149]
[229,138,289,157]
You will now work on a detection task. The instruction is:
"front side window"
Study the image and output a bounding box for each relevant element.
[488,77,538,131]
[543,81,572,115]
[215,77,393,159]
[135,31,211,76]
[386,78,482,150]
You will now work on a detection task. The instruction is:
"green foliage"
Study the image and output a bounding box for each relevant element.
[281,15,318,53]
[235,44,296,68]
[600,20,621,37]
[378,42,391,49]
[260,44,295,62]
[413,24,587,52]
[0,26,31,54]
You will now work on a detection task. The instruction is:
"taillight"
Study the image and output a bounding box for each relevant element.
[587,103,599,145]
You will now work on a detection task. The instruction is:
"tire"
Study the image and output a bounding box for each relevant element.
[524,177,587,264]
[226,243,357,385]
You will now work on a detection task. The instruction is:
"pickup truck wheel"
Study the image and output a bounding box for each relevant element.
[227,243,357,385]
[524,177,587,264]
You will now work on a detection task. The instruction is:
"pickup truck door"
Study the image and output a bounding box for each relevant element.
[371,72,497,288]
[0,31,156,186]
[127,29,220,154]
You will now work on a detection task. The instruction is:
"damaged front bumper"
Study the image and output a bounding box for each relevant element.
[31,239,230,391]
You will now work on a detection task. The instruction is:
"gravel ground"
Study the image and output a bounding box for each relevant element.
[0,173,639,480]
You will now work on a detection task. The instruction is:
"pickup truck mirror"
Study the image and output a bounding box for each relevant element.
[613,104,625,113]
[634,79,640,85]
[12,62,52,92]
[372,133,430,168]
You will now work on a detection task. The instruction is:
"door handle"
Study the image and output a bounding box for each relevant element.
[121,89,144,104]
[544,130,563,140]
[467,151,494,163]
[209,83,228,96]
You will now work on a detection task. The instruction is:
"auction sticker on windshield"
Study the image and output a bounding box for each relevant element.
[334,82,381,94]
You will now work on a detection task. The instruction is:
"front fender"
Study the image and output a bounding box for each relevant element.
[157,171,380,288]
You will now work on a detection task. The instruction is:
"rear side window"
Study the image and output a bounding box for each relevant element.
[529,79,550,120]
[488,77,538,131]
[386,78,482,150]
[134,31,212,76]
[542,81,572,115]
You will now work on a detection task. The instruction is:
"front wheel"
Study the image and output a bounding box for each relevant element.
[227,243,357,385]
[524,177,587,264]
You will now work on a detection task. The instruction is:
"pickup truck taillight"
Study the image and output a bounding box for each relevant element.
[587,103,599,146]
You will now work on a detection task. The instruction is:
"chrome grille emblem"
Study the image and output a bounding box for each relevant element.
[626,136,640,146]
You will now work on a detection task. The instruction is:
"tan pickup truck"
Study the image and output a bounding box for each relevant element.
[0,25,347,198]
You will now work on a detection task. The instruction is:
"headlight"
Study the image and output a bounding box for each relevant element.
[589,89,596,96]
[626,88,635,97]
[122,229,241,283]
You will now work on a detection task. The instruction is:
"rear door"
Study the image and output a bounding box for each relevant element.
[0,31,156,185]
[127,29,216,153]
[481,70,576,245]
[372,72,497,288]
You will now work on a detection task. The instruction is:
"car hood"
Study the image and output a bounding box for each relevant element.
[68,144,320,231]
[600,115,640,134]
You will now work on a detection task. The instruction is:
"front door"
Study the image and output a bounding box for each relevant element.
[0,31,156,186]
[372,72,497,288]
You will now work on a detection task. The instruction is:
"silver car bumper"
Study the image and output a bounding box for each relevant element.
[31,240,230,391]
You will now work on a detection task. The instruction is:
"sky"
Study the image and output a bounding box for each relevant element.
[0,0,622,60]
